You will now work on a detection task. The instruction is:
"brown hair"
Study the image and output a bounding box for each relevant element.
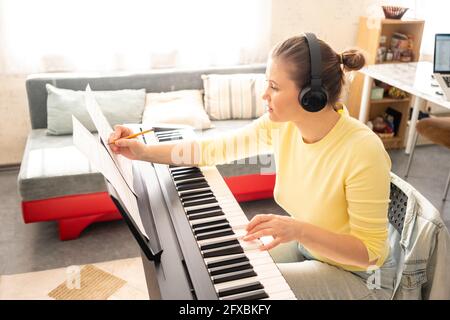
[270,35,366,107]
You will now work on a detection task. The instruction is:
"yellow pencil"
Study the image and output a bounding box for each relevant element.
[108,129,154,145]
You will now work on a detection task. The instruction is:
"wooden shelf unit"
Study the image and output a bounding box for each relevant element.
[347,17,424,149]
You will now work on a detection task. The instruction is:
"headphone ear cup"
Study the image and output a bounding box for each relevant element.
[299,87,328,112]
[299,86,311,108]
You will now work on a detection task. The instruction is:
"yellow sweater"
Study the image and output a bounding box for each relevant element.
[197,111,391,272]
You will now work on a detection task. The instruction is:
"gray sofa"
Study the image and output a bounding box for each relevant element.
[19,63,271,240]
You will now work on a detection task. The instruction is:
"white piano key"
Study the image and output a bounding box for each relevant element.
[197,230,247,247]
[214,269,281,291]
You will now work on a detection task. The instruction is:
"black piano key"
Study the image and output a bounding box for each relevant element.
[177,182,209,191]
[175,179,207,187]
[158,137,182,142]
[171,167,200,174]
[172,171,202,178]
[192,218,229,230]
[193,222,231,235]
[181,190,214,201]
[188,211,224,221]
[202,244,244,258]
[178,187,211,196]
[218,282,264,298]
[181,193,215,203]
[212,269,256,284]
[169,165,197,170]
[221,289,269,300]
[196,229,234,241]
[155,132,181,137]
[183,198,218,208]
[209,262,253,276]
[156,133,180,137]
[173,173,204,181]
[186,205,221,215]
[207,255,249,269]
[200,239,239,251]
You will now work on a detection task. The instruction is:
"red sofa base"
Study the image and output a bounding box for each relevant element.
[21,173,276,240]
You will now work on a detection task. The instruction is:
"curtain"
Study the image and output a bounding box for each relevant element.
[0,0,271,74]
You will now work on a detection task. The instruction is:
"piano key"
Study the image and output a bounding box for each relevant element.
[220,288,268,300]
[202,243,244,258]
[212,269,257,284]
[217,281,264,298]
[182,195,216,205]
[180,190,214,200]
[214,268,281,292]
[158,134,183,139]
[196,228,234,241]
[206,254,249,269]
[176,182,209,191]
[200,239,239,251]
[190,215,229,227]
[185,203,222,213]
[174,177,206,185]
[178,187,211,196]
[193,222,231,234]
[191,218,229,230]
[188,211,224,221]
[171,168,201,175]
[155,132,182,138]
[159,137,182,142]
[172,171,204,179]
[183,198,218,209]
[209,261,253,276]
[197,230,246,248]
[188,210,224,221]
[185,205,222,215]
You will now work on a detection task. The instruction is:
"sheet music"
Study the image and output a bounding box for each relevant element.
[84,85,135,195]
[72,116,149,240]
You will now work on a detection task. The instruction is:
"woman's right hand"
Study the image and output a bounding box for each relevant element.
[108,125,148,161]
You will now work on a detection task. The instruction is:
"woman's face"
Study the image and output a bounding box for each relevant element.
[262,57,302,122]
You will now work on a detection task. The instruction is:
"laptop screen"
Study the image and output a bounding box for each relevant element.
[434,34,450,73]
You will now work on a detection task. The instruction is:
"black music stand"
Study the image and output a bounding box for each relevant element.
[105,163,163,263]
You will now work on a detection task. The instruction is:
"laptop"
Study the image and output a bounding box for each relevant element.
[433,34,450,100]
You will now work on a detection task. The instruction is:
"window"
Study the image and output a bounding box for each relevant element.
[0,0,270,74]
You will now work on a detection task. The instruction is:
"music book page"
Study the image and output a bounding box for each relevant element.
[84,85,135,195]
[72,116,149,240]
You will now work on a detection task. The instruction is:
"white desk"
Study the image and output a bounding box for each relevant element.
[358,61,450,154]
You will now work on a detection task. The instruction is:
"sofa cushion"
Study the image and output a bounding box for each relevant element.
[142,90,212,129]
[18,129,107,201]
[201,73,266,120]
[46,84,146,135]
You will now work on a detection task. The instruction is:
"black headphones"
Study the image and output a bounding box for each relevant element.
[299,33,329,112]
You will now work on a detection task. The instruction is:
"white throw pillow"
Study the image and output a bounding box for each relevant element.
[142,90,212,130]
[201,73,266,120]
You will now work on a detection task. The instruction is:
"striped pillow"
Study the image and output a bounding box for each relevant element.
[201,73,266,120]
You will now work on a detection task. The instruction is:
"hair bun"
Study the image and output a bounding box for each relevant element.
[341,49,366,71]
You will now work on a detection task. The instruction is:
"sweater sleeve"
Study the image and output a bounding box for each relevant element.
[345,134,392,264]
[196,113,275,167]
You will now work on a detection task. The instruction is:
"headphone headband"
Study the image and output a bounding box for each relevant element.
[299,32,328,112]
[303,32,323,91]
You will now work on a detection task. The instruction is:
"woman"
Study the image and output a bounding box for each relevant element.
[109,34,397,299]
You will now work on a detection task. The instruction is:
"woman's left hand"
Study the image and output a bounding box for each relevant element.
[242,214,302,250]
